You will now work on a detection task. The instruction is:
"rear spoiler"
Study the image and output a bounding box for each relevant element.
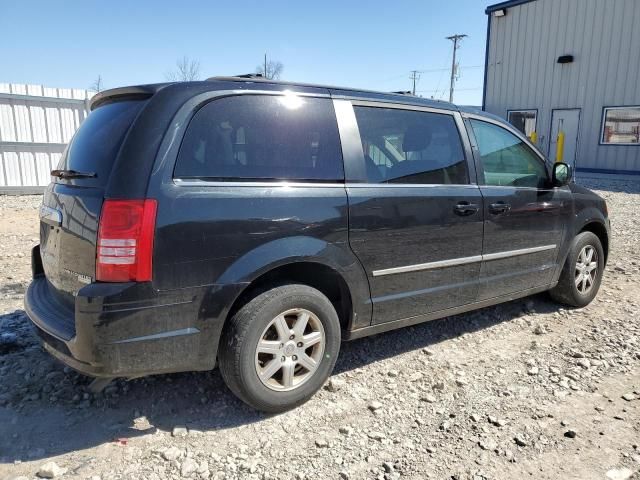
[90,84,169,110]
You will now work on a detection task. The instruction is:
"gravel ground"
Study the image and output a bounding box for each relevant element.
[0,177,638,480]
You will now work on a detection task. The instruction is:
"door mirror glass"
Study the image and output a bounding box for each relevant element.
[552,162,571,186]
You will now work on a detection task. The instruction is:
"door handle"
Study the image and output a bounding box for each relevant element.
[489,202,511,214]
[454,202,479,216]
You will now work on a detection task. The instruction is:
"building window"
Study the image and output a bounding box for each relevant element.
[507,110,537,137]
[601,106,640,145]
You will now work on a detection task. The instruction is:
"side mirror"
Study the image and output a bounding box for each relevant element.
[552,162,572,187]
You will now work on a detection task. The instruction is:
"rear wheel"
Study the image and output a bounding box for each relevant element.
[218,284,341,412]
[550,231,604,307]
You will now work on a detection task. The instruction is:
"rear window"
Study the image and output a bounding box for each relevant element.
[174,95,344,182]
[56,100,145,186]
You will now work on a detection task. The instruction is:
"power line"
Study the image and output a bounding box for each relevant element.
[416,86,482,93]
[380,72,412,82]
[432,68,447,100]
[446,34,468,102]
[417,65,482,73]
[377,65,482,85]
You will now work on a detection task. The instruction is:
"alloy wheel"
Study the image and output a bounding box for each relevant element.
[254,308,325,392]
[575,245,598,294]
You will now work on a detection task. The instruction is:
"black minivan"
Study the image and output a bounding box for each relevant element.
[26,76,610,412]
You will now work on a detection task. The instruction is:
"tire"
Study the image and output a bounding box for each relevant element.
[218,284,341,413]
[550,231,605,308]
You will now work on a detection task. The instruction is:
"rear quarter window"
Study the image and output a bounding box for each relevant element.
[174,95,344,182]
[56,100,145,187]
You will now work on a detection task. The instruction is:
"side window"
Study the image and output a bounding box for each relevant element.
[353,106,468,184]
[470,119,548,188]
[175,95,343,181]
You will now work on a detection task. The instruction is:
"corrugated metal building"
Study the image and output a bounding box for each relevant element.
[0,83,94,193]
[483,0,640,174]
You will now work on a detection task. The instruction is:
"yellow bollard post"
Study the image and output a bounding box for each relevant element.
[555,130,565,163]
[529,131,538,144]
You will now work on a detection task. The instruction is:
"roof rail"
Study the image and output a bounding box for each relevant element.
[206,74,267,82]
[203,77,456,110]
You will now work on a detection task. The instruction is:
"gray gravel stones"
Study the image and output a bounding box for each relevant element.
[2,180,640,480]
[161,446,183,461]
[36,462,67,478]
[325,377,346,392]
[606,467,634,480]
[487,416,506,427]
[514,435,529,447]
[315,438,329,448]
[478,439,498,451]
[431,381,445,391]
[576,358,591,369]
[179,457,198,477]
[420,394,437,403]
[172,426,189,437]
[533,325,548,335]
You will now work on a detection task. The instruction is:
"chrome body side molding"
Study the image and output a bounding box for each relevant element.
[372,244,556,277]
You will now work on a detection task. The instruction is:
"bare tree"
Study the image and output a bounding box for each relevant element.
[90,75,103,92]
[255,57,284,80]
[165,56,201,81]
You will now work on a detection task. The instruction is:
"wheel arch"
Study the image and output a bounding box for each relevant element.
[224,261,356,334]
[211,236,372,339]
[578,221,609,265]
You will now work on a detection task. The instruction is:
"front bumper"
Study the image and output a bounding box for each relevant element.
[24,272,229,378]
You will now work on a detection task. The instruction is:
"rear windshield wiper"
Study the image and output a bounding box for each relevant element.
[51,169,97,179]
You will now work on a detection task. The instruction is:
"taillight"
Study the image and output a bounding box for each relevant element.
[96,199,157,282]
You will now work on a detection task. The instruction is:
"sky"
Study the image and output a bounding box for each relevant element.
[1,0,497,105]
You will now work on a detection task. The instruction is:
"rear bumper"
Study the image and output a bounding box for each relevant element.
[25,268,241,378]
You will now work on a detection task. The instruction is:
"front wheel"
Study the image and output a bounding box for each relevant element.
[550,231,605,307]
[218,284,341,413]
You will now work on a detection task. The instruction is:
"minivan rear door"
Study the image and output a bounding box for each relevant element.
[39,100,146,305]
[334,98,484,325]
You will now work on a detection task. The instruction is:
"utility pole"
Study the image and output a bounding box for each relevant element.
[264,53,267,78]
[446,34,467,103]
[409,70,420,95]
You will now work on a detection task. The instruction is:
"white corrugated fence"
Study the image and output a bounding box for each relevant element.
[0,83,95,192]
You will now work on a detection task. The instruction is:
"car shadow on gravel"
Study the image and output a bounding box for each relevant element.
[334,292,560,374]
[0,293,560,463]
